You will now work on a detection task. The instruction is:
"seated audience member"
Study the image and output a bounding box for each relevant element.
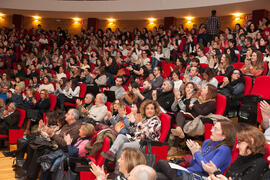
[170,82,199,141]
[21,88,35,109]
[196,46,208,64]
[94,67,108,87]
[87,93,108,122]
[128,165,157,180]
[170,84,217,140]
[38,75,55,93]
[76,93,94,118]
[104,101,132,134]
[133,80,153,107]
[22,109,80,180]
[0,102,20,135]
[91,148,147,180]
[11,76,25,91]
[155,120,235,179]
[57,78,80,110]
[122,82,139,106]
[0,98,5,117]
[54,77,67,96]
[151,66,164,90]
[56,66,67,82]
[64,122,94,157]
[81,68,93,85]
[201,67,218,89]
[152,79,175,112]
[25,89,50,134]
[171,70,183,90]
[183,65,201,86]
[206,123,268,180]
[219,69,245,117]
[0,73,11,88]
[28,76,40,91]
[213,54,234,76]
[241,50,265,77]
[0,84,9,101]
[102,100,161,162]
[261,100,270,141]
[40,68,52,80]
[171,56,186,75]
[151,46,164,68]
[6,85,23,105]
[110,76,125,99]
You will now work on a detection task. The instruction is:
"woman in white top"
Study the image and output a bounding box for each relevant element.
[152,46,164,68]
[56,66,67,82]
[38,76,55,93]
[200,67,218,89]
[171,70,183,90]
[57,79,80,110]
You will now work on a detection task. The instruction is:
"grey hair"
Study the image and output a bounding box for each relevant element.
[9,102,16,111]
[99,93,107,104]
[164,79,174,90]
[70,108,79,120]
[85,93,94,100]
[132,165,157,180]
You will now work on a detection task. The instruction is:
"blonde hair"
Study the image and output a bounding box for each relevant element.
[81,123,95,137]
[122,148,146,173]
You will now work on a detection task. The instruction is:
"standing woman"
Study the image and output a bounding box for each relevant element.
[57,79,80,110]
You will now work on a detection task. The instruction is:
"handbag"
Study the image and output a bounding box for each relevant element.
[52,157,77,180]
[140,141,156,167]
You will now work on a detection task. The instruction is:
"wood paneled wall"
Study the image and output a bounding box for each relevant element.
[0,14,249,34]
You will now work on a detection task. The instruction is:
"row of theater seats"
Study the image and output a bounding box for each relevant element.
[1,78,270,179]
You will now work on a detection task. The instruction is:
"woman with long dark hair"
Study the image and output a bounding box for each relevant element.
[57,78,80,110]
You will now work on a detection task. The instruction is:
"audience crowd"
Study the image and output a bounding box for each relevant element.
[0,10,270,180]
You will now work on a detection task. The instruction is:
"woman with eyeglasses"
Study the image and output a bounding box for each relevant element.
[206,123,268,180]
[219,69,245,117]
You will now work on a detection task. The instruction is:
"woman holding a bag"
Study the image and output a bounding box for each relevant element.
[170,84,217,140]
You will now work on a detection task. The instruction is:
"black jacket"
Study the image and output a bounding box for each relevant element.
[156,89,174,112]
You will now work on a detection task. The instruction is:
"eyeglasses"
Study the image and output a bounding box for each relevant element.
[233,72,240,75]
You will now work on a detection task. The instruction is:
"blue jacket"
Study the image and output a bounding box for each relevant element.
[188,139,232,175]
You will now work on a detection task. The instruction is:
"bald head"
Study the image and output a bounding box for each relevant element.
[128,165,156,180]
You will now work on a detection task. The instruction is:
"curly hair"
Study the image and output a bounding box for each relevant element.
[139,99,160,117]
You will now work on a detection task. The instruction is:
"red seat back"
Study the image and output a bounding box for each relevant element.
[159,113,171,142]
[215,76,225,84]
[49,94,57,111]
[200,63,209,69]
[79,83,87,98]
[80,136,111,180]
[243,76,252,96]
[232,62,244,70]
[250,76,270,99]
[17,108,26,127]
[216,94,227,115]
